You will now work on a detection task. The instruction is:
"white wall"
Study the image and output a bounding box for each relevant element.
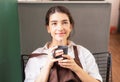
[107,0,120,29]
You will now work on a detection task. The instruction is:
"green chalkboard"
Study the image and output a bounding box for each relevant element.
[0,0,22,82]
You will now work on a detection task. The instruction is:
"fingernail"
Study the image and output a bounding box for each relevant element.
[59,58,63,60]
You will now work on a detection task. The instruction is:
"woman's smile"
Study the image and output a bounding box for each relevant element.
[55,32,66,36]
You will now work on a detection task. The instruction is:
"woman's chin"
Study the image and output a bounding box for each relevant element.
[56,38,65,42]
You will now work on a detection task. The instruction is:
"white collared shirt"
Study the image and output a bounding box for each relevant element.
[24,41,103,82]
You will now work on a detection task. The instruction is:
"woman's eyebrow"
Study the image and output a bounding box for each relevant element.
[50,20,57,22]
[62,19,69,21]
[50,19,69,22]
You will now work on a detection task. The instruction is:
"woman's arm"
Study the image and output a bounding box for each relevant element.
[73,64,100,82]
[35,63,52,82]
[35,46,63,82]
[35,56,63,82]
[58,55,101,82]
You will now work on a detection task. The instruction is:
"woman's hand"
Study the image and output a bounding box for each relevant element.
[35,46,63,82]
[58,55,80,72]
[46,46,63,68]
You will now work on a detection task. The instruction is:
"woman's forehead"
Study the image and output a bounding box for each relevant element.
[49,12,69,22]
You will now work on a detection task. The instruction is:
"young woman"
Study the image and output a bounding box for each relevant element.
[24,6,102,82]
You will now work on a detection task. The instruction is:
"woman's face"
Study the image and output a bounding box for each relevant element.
[47,12,72,42]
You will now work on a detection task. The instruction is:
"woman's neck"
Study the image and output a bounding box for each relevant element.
[49,40,69,48]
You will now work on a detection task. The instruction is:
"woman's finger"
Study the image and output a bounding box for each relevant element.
[49,46,58,52]
[47,46,58,56]
[54,49,63,57]
[53,57,63,62]
[62,55,71,59]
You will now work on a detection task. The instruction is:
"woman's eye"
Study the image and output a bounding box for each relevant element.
[63,21,68,25]
[52,22,57,26]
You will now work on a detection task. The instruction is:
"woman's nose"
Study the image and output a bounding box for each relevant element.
[57,24,63,30]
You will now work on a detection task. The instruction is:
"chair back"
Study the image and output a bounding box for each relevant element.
[21,52,112,82]
[93,52,112,82]
[21,55,30,82]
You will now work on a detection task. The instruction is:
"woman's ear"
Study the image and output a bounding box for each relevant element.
[47,26,51,33]
[70,24,73,31]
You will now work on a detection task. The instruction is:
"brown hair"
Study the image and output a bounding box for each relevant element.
[45,6,74,28]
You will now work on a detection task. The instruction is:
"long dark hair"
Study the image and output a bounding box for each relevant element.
[45,6,74,28]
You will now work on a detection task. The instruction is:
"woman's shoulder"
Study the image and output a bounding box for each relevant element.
[32,42,49,54]
[32,47,44,54]
[73,43,93,58]
[69,41,90,53]
[71,42,90,53]
[70,41,88,50]
[27,46,47,65]
[76,45,90,52]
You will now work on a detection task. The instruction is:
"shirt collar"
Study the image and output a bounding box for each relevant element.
[43,40,76,50]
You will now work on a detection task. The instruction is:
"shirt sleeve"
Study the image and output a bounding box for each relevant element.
[24,57,42,82]
[86,52,103,82]
[78,45,103,82]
